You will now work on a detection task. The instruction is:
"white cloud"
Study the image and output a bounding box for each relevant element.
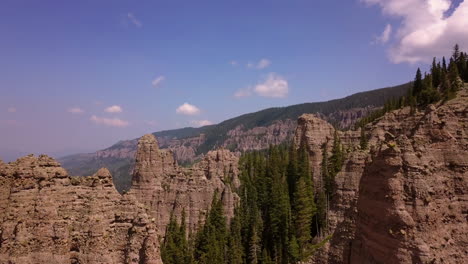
[127,13,142,28]
[176,103,200,115]
[104,105,123,113]
[254,73,289,98]
[247,58,272,69]
[68,107,84,114]
[257,58,272,69]
[230,60,238,66]
[152,75,165,88]
[234,88,252,98]
[191,120,213,127]
[90,115,129,127]
[373,24,392,44]
[363,0,468,63]
[7,107,16,113]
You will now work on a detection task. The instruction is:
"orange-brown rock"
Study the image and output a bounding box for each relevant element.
[129,134,240,236]
[300,87,468,264]
[0,155,161,264]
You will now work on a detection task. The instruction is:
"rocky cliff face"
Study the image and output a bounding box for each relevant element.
[298,87,468,263]
[129,134,240,236]
[60,108,375,193]
[0,155,161,264]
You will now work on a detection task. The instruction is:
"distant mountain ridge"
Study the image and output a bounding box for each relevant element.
[59,82,411,191]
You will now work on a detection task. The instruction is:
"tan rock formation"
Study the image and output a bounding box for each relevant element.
[301,87,468,263]
[0,155,161,264]
[350,90,468,264]
[293,114,335,187]
[129,134,240,236]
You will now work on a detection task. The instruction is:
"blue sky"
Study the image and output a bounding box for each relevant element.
[1,0,466,160]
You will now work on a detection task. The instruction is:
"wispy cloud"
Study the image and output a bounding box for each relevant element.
[127,13,142,28]
[254,73,289,98]
[234,88,252,98]
[372,23,392,44]
[90,115,129,127]
[68,107,84,114]
[362,0,468,63]
[145,120,157,126]
[7,107,16,113]
[152,75,165,88]
[104,105,123,113]
[176,103,200,115]
[247,58,272,69]
[230,60,238,66]
[191,120,213,127]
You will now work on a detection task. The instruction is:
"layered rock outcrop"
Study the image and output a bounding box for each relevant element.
[350,91,468,264]
[129,134,240,236]
[0,155,161,264]
[299,87,468,263]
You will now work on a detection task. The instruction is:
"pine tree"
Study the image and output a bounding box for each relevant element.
[321,142,330,197]
[287,145,299,203]
[287,235,300,263]
[442,56,447,72]
[248,225,260,264]
[226,208,243,264]
[431,57,441,88]
[194,192,227,264]
[413,68,423,97]
[161,212,191,264]
[293,176,314,256]
[329,130,343,178]
[452,44,460,62]
[360,126,368,150]
[448,61,462,96]
[315,190,327,235]
[458,52,468,82]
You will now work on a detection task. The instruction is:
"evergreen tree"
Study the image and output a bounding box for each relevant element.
[161,212,191,264]
[321,142,330,197]
[293,176,314,256]
[431,57,441,88]
[440,69,450,93]
[442,56,447,72]
[329,130,343,178]
[227,209,244,264]
[413,68,423,97]
[458,52,468,82]
[287,235,300,263]
[194,192,227,264]
[287,145,299,203]
[448,61,462,98]
[314,190,327,236]
[248,225,260,264]
[360,126,368,150]
[452,44,460,62]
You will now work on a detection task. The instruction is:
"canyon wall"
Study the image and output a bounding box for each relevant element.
[128,134,240,237]
[298,87,468,263]
[0,155,161,264]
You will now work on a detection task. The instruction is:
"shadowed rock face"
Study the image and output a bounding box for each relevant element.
[0,155,161,264]
[129,134,240,236]
[299,87,468,264]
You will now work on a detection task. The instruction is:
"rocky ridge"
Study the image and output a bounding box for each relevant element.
[129,134,240,236]
[297,86,468,263]
[0,155,161,264]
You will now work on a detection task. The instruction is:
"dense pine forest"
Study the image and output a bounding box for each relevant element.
[161,45,468,264]
[162,140,343,264]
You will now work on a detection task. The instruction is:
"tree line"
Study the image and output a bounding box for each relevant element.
[356,44,467,128]
[162,141,342,264]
